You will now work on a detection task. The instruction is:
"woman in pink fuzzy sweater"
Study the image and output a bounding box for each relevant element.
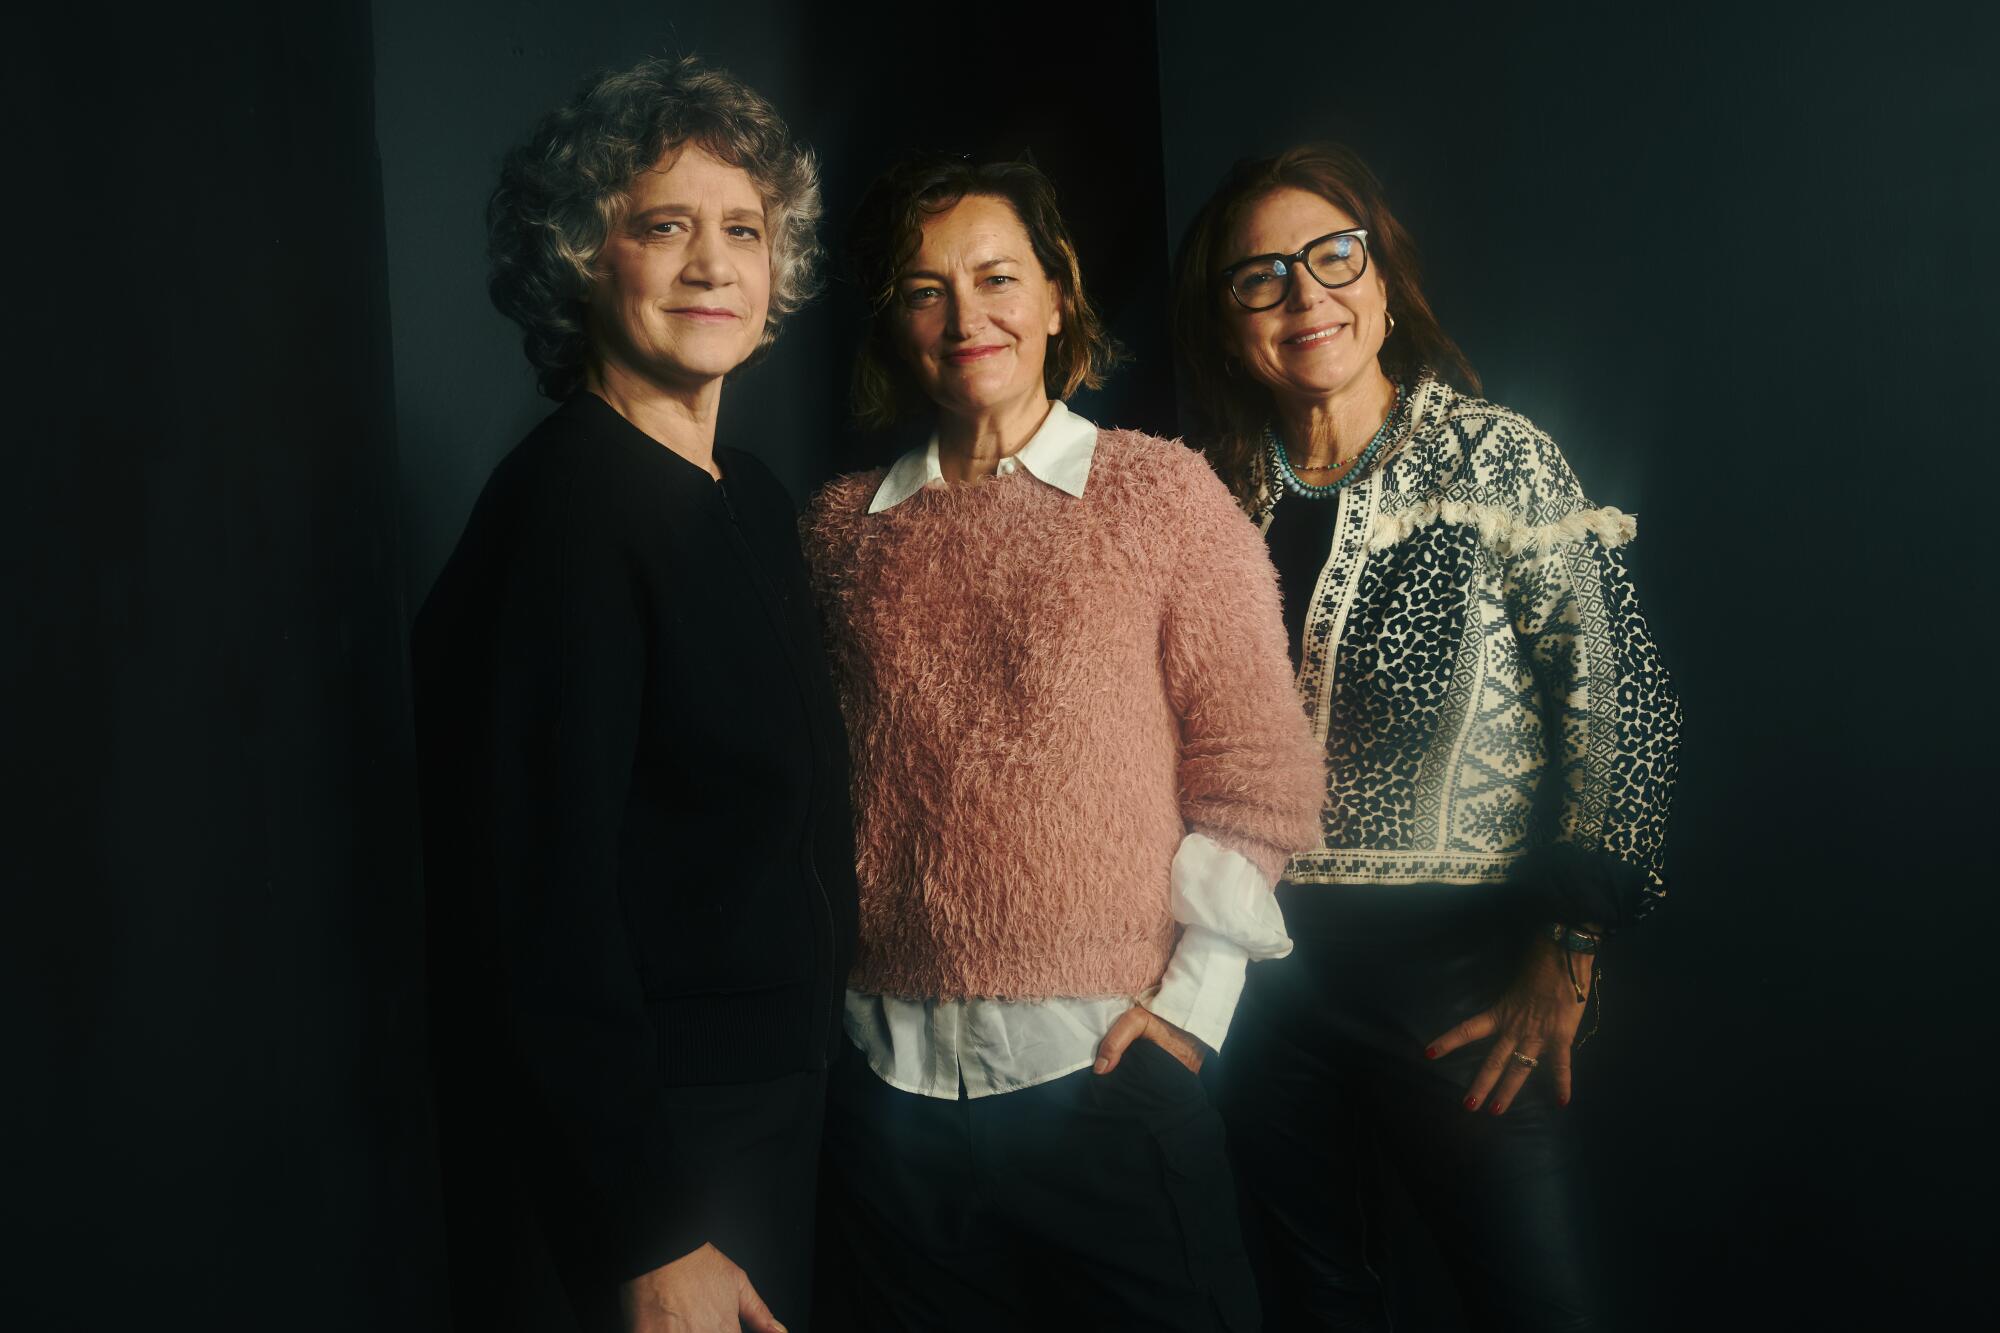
[805,155,1323,1332]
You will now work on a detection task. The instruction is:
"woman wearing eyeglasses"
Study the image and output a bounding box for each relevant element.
[1171,143,1681,1331]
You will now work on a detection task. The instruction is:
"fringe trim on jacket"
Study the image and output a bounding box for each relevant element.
[1368,500,1638,557]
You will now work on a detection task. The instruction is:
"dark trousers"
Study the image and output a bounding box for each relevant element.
[1217,885,1599,1333]
[815,1038,1261,1332]
[440,1066,828,1333]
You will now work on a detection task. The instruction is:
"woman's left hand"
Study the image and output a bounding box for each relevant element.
[1096,1006,1207,1075]
[1425,936,1593,1114]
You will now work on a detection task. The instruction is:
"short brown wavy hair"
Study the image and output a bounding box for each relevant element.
[1172,143,1479,504]
[847,155,1122,430]
[487,55,823,400]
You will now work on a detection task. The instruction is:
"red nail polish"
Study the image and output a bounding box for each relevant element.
[1558,1094,1570,1108]
[1487,1101,1503,1116]
[1425,1046,1439,1060]
[1463,1096,1478,1111]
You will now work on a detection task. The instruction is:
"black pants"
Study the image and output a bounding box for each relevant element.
[441,1066,828,1333]
[1217,885,1599,1333]
[816,1039,1261,1332]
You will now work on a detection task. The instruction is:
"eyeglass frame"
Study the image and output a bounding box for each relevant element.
[1219,228,1371,311]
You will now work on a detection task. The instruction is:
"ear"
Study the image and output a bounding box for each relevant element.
[1046,279,1063,338]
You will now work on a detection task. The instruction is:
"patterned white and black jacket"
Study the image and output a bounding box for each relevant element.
[1248,374,1682,925]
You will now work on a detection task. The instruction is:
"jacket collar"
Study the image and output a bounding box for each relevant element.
[1248,372,1457,529]
[868,400,1098,514]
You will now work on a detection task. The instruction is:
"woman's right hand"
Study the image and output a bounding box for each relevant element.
[1095,1004,1208,1075]
[620,1243,785,1333]
[1424,933,1594,1115]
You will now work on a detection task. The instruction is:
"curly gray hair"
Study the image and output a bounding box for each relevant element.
[487,55,823,400]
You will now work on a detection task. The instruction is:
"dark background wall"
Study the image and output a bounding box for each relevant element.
[5,3,439,1329]
[1157,0,1999,1325]
[9,1,1994,1329]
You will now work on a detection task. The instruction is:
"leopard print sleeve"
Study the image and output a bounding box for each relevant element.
[1504,527,1682,920]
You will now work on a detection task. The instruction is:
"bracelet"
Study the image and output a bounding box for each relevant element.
[1546,922,1600,1004]
[1545,922,1601,955]
[1574,961,1602,1049]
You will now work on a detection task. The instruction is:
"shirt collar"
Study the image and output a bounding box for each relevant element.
[867,400,1098,514]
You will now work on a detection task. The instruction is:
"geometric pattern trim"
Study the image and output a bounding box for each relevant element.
[1254,375,1682,907]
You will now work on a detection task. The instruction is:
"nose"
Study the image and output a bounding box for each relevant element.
[1282,259,1323,313]
[680,223,739,288]
[942,279,986,340]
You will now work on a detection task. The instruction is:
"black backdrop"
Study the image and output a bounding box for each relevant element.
[1157,2,2000,1326]
[6,3,438,1327]
[8,1,1996,1329]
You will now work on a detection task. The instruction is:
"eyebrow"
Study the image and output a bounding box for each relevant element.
[1230,228,1362,265]
[898,256,1022,281]
[629,204,767,224]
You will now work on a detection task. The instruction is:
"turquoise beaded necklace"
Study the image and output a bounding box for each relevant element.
[1267,380,1406,499]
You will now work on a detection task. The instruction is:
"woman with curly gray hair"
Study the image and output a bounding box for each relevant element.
[414,55,858,1333]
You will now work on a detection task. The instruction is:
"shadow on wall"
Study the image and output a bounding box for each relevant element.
[12,2,440,1328]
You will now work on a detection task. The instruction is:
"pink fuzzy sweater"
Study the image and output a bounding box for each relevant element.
[805,430,1324,1001]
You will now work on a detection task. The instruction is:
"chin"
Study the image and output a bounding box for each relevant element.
[660,348,753,382]
[930,371,1021,413]
[1276,359,1363,399]
[948,388,1026,418]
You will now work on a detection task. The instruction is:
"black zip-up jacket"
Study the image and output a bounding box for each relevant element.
[414,392,859,1283]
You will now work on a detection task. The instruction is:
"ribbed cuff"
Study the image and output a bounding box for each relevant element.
[1507,844,1654,933]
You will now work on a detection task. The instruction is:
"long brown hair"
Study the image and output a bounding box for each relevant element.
[847,154,1122,430]
[1171,143,1479,505]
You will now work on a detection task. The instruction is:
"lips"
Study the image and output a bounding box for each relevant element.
[666,307,741,322]
[1283,323,1348,347]
[945,345,1005,364]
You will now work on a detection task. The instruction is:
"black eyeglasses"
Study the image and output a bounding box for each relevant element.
[1219,228,1370,311]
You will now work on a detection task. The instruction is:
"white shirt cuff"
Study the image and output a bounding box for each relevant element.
[1172,832,1294,960]
[1146,927,1251,1052]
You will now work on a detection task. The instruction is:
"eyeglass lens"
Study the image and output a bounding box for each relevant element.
[1230,232,1366,309]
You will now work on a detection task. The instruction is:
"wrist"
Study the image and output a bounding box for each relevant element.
[1542,921,1599,1004]
[1544,921,1602,956]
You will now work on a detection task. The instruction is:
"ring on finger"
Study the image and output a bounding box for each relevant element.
[1509,1050,1540,1070]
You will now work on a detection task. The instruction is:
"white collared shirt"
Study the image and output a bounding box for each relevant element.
[867,397,1100,512]
[845,401,1294,1099]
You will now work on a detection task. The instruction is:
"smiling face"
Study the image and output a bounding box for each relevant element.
[1221,186,1389,408]
[587,143,772,392]
[892,193,1063,423]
